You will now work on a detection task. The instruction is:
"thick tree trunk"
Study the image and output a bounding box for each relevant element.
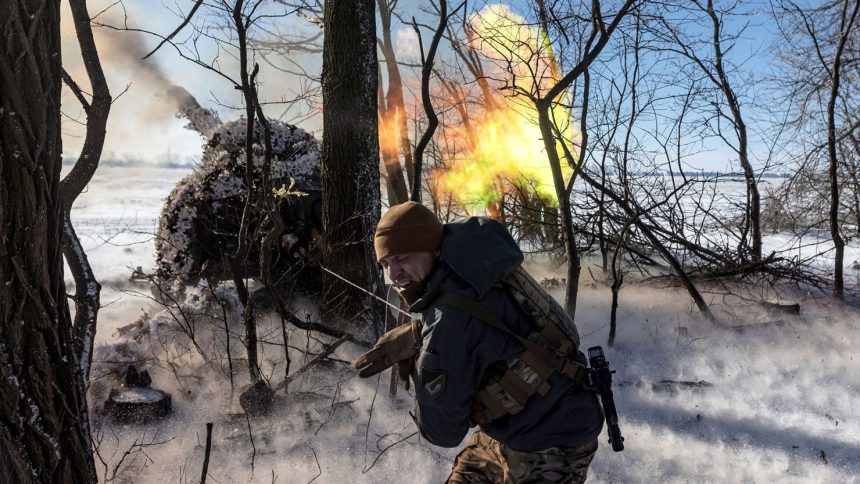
[0,1,96,481]
[321,0,383,333]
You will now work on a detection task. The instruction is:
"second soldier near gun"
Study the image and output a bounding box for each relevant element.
[355,202,604,483]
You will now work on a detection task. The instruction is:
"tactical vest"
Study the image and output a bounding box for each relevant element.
[434,267,592,425]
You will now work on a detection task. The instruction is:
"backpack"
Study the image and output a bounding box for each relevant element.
[435,265,592,425]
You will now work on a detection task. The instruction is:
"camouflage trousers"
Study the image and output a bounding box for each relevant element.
[446,430,598,484]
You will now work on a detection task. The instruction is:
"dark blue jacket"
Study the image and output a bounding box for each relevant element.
[409,217,604,451]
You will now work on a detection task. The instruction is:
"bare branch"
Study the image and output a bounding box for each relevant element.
[143,0,205,59]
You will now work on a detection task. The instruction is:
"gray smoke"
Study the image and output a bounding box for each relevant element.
[166,85,222,138]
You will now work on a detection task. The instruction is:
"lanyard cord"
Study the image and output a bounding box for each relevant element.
[318,264,413,319]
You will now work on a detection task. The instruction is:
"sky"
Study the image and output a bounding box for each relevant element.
[61,1,202,162]
[60,0,325,163]
[59,1,782,171]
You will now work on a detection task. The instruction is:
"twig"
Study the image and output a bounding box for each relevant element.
[143,0,205,59]
[245,413,256,478]
[273,334,349,392]
[200,422,213,484]
[321,390,344,436]
[62,68,90,111]
[307,448,321,483]
[207,278,235,388]
[361,431,419,473]
[363,373,384,469]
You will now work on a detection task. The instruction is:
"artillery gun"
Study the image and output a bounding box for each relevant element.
[154,87,322,301]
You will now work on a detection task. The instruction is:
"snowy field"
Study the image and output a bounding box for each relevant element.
[68,165,860,483]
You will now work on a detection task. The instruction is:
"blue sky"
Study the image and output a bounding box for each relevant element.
[61,0,323,162]
[60,0,784,172]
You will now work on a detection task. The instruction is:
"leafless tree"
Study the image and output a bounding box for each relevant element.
[770,0,860,299]
[321,0,385,335]
[410,1,467,203]
[1,0,96,480]
[377,0,412,204]
[59,0,114,469]
[512,0,636,317]
[654,0,763,263]
[148,0,287,385]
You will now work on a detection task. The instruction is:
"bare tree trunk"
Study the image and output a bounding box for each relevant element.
[657,1,763,264]
[61,0,112,387]
[703,0,761,262]
[537,104,581,317]
[608,252,624,347]
[826,0,859,300]
[377,0,410,204]
[438,76,477,150]
[845,128,860,235]
[531,0,636,317]
[409,0,451,203]
[457,26,500,111]
[378,73,409,205]
[230,0,262,383]
[0,1,96,480]
[322,0,383,333]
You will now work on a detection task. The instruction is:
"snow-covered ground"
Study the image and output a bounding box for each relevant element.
[69,165,860,483]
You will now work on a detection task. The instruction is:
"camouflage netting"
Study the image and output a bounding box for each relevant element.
[155,88,322,294]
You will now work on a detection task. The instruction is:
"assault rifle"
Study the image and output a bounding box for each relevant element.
[587,346,624,452]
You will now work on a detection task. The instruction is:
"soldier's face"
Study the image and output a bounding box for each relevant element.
[380,251,438,290]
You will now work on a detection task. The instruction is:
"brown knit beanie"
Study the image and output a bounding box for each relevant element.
[374,202,443,262]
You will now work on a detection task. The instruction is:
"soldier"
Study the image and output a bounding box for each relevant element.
[355,202,604,483]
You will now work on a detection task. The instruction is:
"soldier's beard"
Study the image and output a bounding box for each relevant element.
[392,255,439,307]
[397,278,429,307]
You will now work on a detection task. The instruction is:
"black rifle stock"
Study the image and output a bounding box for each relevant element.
[588,346,624,452]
